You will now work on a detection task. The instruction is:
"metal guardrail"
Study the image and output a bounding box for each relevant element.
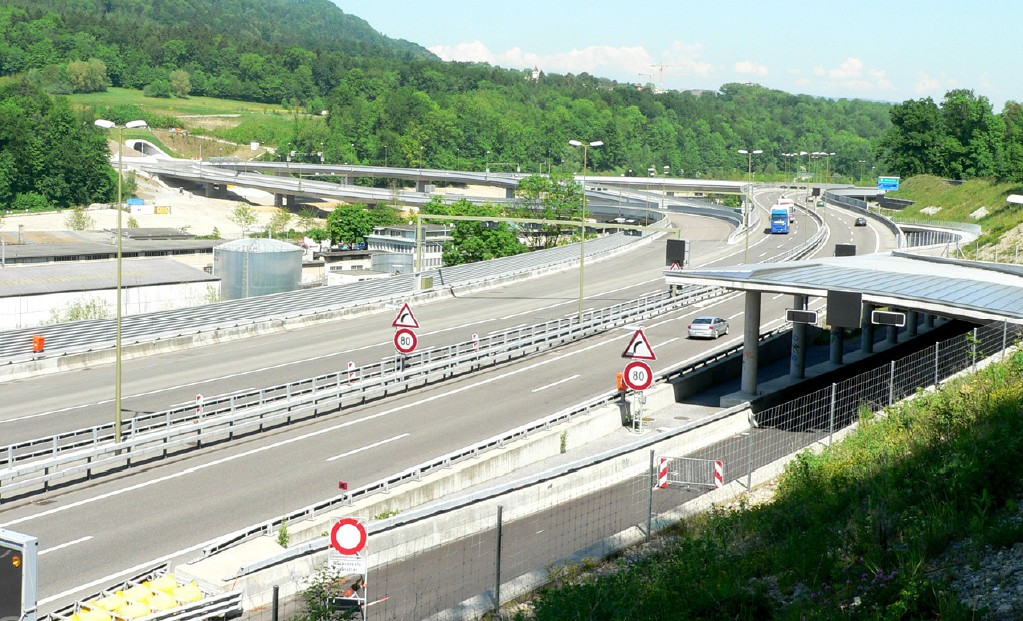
[824,190,905,247]
[0,221,659,362]
[0,283,724,497]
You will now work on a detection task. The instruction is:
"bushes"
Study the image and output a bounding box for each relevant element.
[521,350,1023,620]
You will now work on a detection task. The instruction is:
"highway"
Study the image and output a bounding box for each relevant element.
[0,190,896,609]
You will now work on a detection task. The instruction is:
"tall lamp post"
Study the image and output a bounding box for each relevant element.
[737,148,762,263]
[569,139,603,323]
[95,118,148,444]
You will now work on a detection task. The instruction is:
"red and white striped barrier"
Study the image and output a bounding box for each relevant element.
[347,361,356,381]
[658,457,668,489]
[714,460,724,489]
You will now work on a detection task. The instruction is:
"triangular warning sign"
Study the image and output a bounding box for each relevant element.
[669,261,682,271]
[621,328,657,360]
[391,302,420,329]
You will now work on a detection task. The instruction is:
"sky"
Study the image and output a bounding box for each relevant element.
[333,0,1021,109]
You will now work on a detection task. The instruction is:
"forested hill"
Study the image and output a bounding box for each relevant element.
[0,0,432,100]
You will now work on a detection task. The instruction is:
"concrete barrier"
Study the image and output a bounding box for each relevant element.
[178,395,750,610]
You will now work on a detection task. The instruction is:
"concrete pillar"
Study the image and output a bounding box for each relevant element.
[887,324,898,345]
[907,310,919,337]
[790,294,807,379]
[204,182,212,197]
[274,193,283,207]
[416,180,427,192]
[505,187,516,199]
[830,327,844,364]
[740,291,762,396]
[924,313,935,329]
[860,304,875,354]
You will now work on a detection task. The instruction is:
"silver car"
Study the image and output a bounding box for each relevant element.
[688,316,729,339]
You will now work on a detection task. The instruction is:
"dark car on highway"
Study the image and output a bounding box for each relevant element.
[854,217,867,226]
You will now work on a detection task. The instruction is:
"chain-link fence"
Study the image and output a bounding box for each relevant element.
[241,320,1020,621]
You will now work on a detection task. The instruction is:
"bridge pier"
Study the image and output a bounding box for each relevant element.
[924,313,935,329]
[416,180,428,192]
[274,193,284,207]
[860,304,875,354]
[887,321,899,345]
[789,294,807,379]
[907,310,919,337]
[740,291,761,396]
[829,327,845,364]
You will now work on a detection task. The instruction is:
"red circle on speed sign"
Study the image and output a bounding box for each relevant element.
[623,360,653,391]
[393,327,418,354]
[330,517,368,555]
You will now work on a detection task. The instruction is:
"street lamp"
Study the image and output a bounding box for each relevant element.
[569,139,603,323]
[95,118,148,444]
[825,152,836,183]
[737,148,762,263]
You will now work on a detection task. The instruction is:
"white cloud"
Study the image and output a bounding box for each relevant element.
[734,60,768,76]
[914,72,941,94]
[430,39,714,85]
[806,57,893,93]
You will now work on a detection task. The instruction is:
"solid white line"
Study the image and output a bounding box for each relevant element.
[38,536,92,556]
[655,337,679,349]
[531,374,580,393]
[0,330,630,530]
[326,434,409,462]
[39,539,210,605]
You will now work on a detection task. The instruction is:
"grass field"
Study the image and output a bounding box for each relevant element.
[69,87,286,118]
[68,87,324,147]
[882,175,1023,252]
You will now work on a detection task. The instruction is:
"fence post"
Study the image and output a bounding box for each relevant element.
[934,342,940,386]
[972,327,978,372]
[828,383,837,447]
[647,450,654,542]
[1003,320,1008,361]
[746,415,753,491]
[888,361,896,406]
[271,585,279,621]
[495,505,503,617]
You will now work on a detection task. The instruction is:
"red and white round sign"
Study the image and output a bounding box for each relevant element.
[330,517,368,555]
[393,328,418,354]
[623,360,653,391]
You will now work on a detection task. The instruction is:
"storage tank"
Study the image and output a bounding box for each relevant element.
[214,238,302,300]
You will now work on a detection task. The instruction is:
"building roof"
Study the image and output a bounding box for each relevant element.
[663,251,1023,324]
[0,257,218,297]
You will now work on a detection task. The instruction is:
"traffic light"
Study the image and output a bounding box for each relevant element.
[0,542,23,621]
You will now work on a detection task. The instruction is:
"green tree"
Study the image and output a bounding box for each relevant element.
[876,98,944,178]
[64,205,94,230]
[45,297,111,324]
[296,206,318,232]
[514,173,584,249]
[143,79,172,98]
[326,203,376,245]
[228,203,259,236]
[421,197,526,266]
[169,69,190,97]
[267,207,292,237]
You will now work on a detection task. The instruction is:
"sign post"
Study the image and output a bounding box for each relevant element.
[620,329,657,432]
[327,518,369,615]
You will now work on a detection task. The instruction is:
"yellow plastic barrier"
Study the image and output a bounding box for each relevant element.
[120,584,152,603]
[88,594,124,612]
[146,574,177,595]
[143,590,177,611]
[74,610,112,621]
[118,601,152,619]
[172,582,203,603]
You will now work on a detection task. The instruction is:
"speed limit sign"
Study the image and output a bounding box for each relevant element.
[393,327,418,354]
[622,360,653,391]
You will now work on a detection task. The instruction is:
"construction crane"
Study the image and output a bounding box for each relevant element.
[636,72,655,90]
[650,63,684,93]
